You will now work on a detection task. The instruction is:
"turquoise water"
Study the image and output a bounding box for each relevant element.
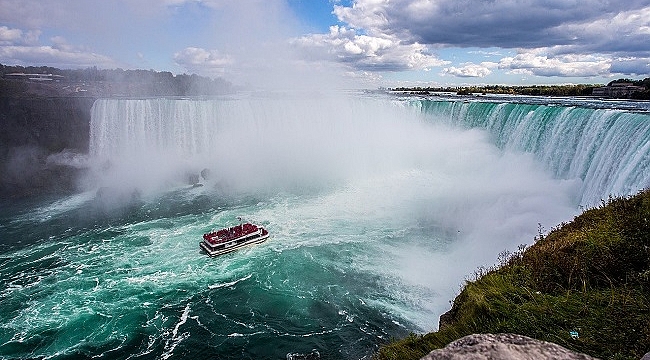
[1,94,648,359]
[1,189,419,359]
[412,98,650,205]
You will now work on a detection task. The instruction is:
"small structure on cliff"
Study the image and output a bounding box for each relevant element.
[591,82,645,98]
[5,72,64,82]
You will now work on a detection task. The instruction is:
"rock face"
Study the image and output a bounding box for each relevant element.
[437,308,456,331]
[420,333,598,360]
[0,97,96,198]
[0,97,94,152]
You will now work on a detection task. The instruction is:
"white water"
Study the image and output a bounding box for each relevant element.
[414,99,650,206]
[7,93,642,358]
[87,94,581,328]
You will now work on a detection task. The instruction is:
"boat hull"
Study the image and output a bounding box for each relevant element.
[200,230,269,257]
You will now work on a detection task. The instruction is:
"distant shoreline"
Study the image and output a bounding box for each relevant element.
[390,78,650,99]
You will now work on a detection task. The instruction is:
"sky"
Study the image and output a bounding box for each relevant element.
[0,0,649,88]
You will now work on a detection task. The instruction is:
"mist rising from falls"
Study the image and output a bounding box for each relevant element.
[89,95,436,194]
[11,94,647,358]
[4,95,647,359]
[414,100,650,206]
[88,94,584,328]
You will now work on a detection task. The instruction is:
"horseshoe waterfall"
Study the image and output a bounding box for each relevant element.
[1,94,649,359]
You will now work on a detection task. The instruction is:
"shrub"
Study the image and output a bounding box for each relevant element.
[375,190,650,360]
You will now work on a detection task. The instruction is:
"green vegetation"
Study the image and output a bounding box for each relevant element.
[392,78,650,98]
[624,78,650,100]
[392,84,600,96]
[608,78,650,88]
[0,63,234,97]
[376,190,650,360]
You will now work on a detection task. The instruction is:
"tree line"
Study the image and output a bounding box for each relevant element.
[392,78,650,99]
[0,63,235,97]
[611,78,650,99]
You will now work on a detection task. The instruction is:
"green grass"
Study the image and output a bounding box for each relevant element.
[375,190,650,360]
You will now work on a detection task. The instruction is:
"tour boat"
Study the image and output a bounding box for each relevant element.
[200,222,269,257]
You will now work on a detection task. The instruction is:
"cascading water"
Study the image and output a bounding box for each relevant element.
[413,99,650,206]
[88,96,418,193]
[1,93,647,359]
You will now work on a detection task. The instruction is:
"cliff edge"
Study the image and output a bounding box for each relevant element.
[0,96,95,198]
[376,190,650,360]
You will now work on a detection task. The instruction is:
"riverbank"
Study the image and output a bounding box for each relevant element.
[376,189,650,360]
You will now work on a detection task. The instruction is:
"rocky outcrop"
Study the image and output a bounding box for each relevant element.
[420,334,598,360]
[438,307,458,331]
[0,96,96,198]
[0,97,94,152]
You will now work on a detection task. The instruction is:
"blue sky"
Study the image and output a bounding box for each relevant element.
[1,0,649,88]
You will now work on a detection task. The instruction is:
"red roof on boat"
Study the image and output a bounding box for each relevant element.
[203,223,259,245]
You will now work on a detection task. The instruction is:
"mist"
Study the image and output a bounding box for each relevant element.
[85,94,579,329]
[170,0,356,91]
[75,1,576,332]
[1,3,645,358]
[86,94,580,211]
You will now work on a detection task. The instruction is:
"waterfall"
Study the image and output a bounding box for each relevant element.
[414,100,650,206]
[88,95,422,192]
[89,96,650,206]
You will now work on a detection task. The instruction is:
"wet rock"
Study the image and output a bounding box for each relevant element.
[187,172,200,185]
[420,333,598,360]
[0,145,88,198]
[200,167,211,180]
[94,186,142,212]
[0,97,95,198]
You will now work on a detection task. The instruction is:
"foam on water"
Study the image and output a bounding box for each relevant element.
[412,98,650,206]
[1,93,648,359]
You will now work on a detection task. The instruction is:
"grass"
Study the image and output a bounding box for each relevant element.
[375,190,650,360]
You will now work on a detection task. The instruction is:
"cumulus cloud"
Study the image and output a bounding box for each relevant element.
[0,0,179,29]
[438,53,614,80]
[442,62,496,78]
[0,26,40,46]
[0,44,117,69]
[1,0,648,81]
[290,1,451,72]
[498,52,611,78]
[334,0,650,51]
[327,0,650,78]
[293,25,449,72]
[173,47,233,76]
[0,26,24,45]
[0,1,142,69]
[0,23,118,69]
[333,1,391,31]
[552,7,650,56]
[610,57,650,76]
